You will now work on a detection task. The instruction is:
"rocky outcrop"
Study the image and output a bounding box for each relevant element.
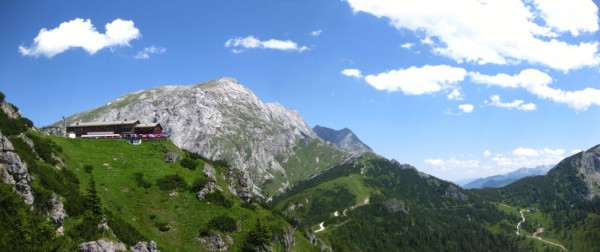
[313,125,372,153]
[197,232,233,251]
[444,185,469,201]
[0,132,34,205]
[203,163,217,181]
[163,150,181,163]
[227,167,252,201]
[60,78,344,196]
[130,241,159,252]
[384,198,410,214]
[78,239,127,252]
[196,181,221,200]
[280,225,296,252]
[575,145,600,200]
[98,217,109,231]
[50,194,68,234]
[1,102,20,119]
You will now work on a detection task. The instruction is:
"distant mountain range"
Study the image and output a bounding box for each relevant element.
[312,125,372,153]
[461,165,553,189]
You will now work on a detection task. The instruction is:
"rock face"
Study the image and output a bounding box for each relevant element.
[78,239,127,252]
[444,185,469,201]
[313,125,372,153]
[50,194,68,234]
[196,181,221,200]
[61,78,346,196]
[131,241,159,252]
[0,132,34,205]
[1,102,20,119]
[575,145,600,200]
[198,232,232,251]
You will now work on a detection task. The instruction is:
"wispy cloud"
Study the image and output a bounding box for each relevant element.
[485,95,537,111]
[19,18,141,58]
[310,30,322,37]
[458,104,474,113]
[472,69,600,110]
[363,65,467,95]
[341,68,363,78]
[134,46,166,59]
[225,36,308,52]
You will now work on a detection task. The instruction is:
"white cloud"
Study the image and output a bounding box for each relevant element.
[472,69,600,110]
[19,18,140,58]
[483,150,492,157]
[341,68,363,78]
[363,65,467,95]
[458,104,474,113]
[345,0,600,71]
[311,30,322,37]
[486,95,537,111]
[571,149,583,154]
[401,42,414,49]
[425,157,480,171]
[533,0,599,36]
[447,88,464,100]
[134,46,166,59]
[225,36,308,52]
[512,147,539,157]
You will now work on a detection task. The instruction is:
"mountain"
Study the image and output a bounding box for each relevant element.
[59,78,347,197]
[463,165,553,189]
[312,125,373,153]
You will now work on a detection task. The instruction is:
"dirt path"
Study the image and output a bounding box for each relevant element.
[314,222,325,233]
[516,208,567,251]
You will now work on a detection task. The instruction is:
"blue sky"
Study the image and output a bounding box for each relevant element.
[2,0,600,181]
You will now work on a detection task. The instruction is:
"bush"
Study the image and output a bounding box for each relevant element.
[156,174,187,191]
[26,132,60,165]
[155,222,171,232]
[180,158,199,170]
[206,214,237,233]
[106,210,147,246]
[0,92,5,103]
[205,192,233,209]
[243,219,271,251]
[133,172,152,189]
[84,165,93,174]
[190,176,210,192]
[0,110,28,136]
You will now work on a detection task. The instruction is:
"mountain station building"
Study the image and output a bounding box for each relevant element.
[66,120,165,139]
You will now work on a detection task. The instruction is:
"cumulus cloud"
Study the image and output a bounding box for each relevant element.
[533,0,599,36]
[134,46,166,59]
[447,88,464,100]
[512,147,540,157]
[401,42,414,49]
[492,147,565,169]
[483,150,492,157]
[345,0,600,71]
[19,18,140,58]
[571,149,583,154]
[472,69,600,110]
[225,36,308,52]
[311,30,322,37]
[341,68,363,78]
[363,65,467,95]
[486,95,537,111]
[458,104,474,113]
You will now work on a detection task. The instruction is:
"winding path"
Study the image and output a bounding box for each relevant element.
[515,208,567,251]
[314,222,325,233]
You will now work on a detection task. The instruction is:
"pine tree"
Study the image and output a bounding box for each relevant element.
[84,175,102,217]
[243,218,271,251]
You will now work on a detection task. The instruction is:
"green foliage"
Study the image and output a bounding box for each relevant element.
[68,211,102,243]
[133,172,152,189]
[84,165,94,174]
[0,91,5,102]
[0,109,29,136]
[0,183,60,251]
[189,176,210,192]
[180,158,199,170]
[206,214,237,233]
[156,174,187,191]
[26,132,62,165]
[243,219,271,251]
[155,222,171,232]
[205,192,233,209]
[84,176,102,217]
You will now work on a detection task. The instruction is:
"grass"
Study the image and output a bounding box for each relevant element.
[50,137,315,251]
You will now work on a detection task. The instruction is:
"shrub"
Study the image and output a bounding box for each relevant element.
[190,176,210,192]
[205,192,233,209]
[155,222,170,232]
[206,214,237,233]
[133,172,152,189]
[0,92,5,103]
[84,165,93,174]
[180,158,199,170]
[106,210,147,246]
[156,174,187,191]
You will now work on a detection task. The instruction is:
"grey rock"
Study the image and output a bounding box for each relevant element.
[203,163,217,181]
[79,239,127,252]
[305,232,317,245]
[98,217,109,231]
[1,102,21,119]
[50,194,68,227]
[196,181,221,200]
[384,198,410,214]
[131,241,159,252]
[444,185,469,201]
[281,225,296,252]
[575,145,600,200]
[163,151,180,163]
[198,231,231,251]
[0,133,34,205]
[227,167,252,201]
[313,125,372,153]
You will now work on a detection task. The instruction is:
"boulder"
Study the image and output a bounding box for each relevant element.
[78,239,127,252]
[131,241,159,252]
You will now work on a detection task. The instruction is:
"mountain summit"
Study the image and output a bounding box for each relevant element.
[61,78,347,197]
[312,125,372,153]
[463,165,553,189]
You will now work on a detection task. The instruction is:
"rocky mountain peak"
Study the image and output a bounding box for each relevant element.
[313,125,372,153]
